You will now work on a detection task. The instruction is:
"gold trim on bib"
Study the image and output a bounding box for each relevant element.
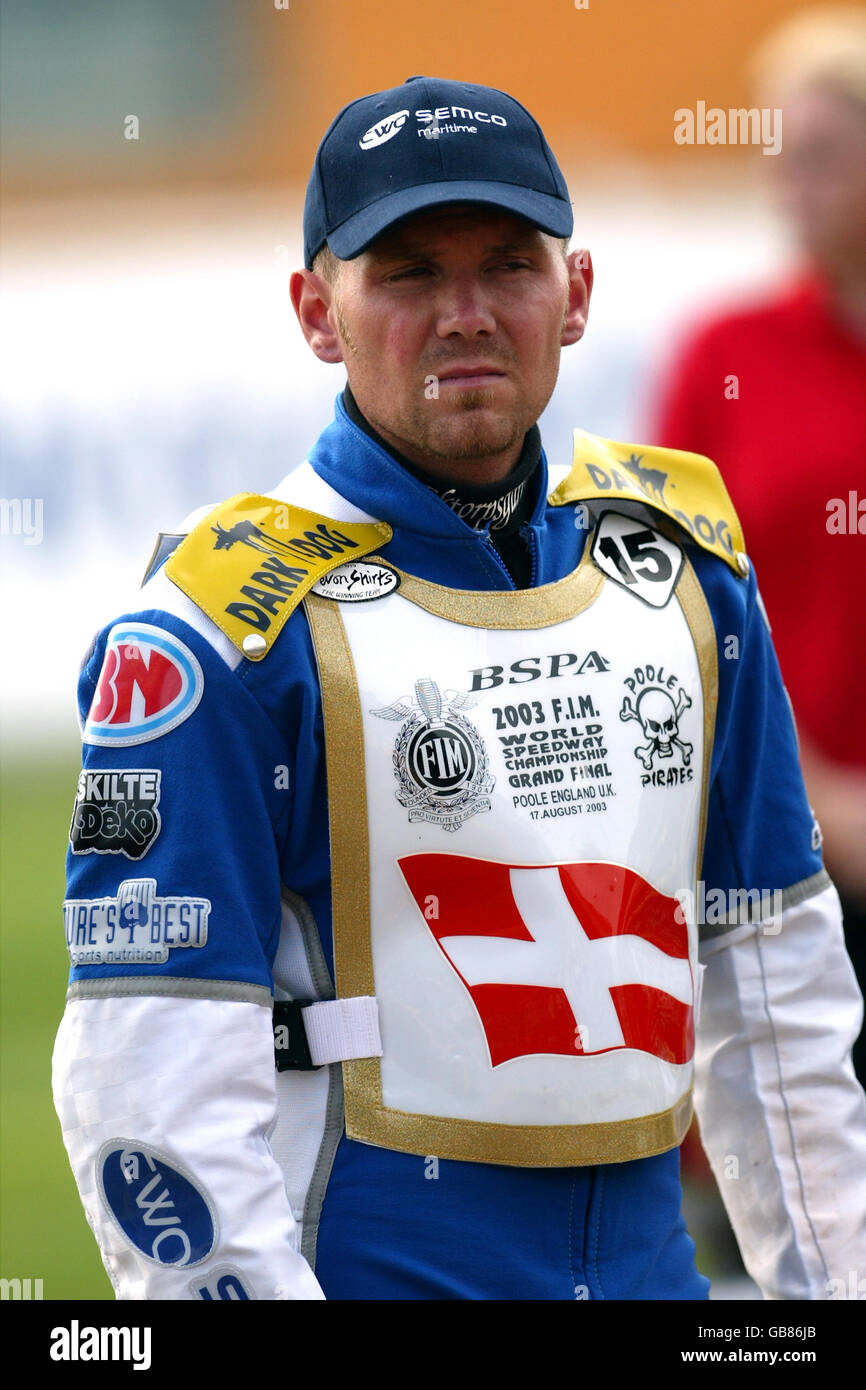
[304,532,718,1167]
[675,561,718,876]
[382,538,604,629]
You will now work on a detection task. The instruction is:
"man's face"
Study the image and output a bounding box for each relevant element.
[773,86,866,275]
[294,205,591,480]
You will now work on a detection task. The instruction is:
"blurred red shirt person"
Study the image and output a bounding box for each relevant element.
[653,11,866,935]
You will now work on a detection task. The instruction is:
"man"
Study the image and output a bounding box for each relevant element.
[652,8,866,1083]
[53,75,866,1301]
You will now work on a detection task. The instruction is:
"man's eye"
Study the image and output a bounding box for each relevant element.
[389,266,432,281]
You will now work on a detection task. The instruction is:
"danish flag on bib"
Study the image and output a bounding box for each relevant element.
[398,856,694,1067]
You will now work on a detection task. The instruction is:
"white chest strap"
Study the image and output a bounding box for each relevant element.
[274,996,382,1069]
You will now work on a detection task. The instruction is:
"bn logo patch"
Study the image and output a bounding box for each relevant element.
[372,677,493,832]
[84,623,203,747]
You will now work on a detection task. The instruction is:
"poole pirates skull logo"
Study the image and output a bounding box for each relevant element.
[372,678,494,832]
[619,686,693,771]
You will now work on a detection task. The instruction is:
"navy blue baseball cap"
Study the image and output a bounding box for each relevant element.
[303,75,573,269]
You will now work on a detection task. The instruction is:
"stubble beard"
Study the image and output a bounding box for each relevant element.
[333,292,564,468]
[404,392,527,464]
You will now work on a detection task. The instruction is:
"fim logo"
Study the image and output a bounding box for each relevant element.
[372,677,494,832]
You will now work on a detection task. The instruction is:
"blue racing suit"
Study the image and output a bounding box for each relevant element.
[52,394,866,1300]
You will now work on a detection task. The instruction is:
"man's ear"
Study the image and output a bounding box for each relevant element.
[290,269,345,364]
[561,248,593,347]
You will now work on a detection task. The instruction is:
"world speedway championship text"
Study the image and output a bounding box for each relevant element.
[681,1325,817,1364]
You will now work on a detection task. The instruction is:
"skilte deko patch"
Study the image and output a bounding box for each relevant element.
[69,769,162,860]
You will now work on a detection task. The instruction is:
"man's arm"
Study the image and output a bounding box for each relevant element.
[694,883,865,1299]
[53,995,324,1299]
[796,735,866,906]
[693,556,866,1299]
[52,584,325,1300]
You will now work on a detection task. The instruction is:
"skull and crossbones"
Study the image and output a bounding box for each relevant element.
[620,687,692,770]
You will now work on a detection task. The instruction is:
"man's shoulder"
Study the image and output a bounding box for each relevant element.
[81,464,392,693]
[151,482,390,665]
[547,428,748,580]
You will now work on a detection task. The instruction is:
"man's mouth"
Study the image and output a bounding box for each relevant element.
[435,365,507,389]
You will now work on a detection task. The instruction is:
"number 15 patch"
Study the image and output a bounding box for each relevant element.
[590,511,683,608]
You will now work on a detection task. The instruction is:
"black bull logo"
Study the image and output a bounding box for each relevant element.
[620,453,668,503]
[586,458,734,555]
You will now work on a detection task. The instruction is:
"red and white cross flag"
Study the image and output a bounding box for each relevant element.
[398,855,694,1067]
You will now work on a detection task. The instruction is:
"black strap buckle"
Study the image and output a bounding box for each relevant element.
[273,1000,319,1071]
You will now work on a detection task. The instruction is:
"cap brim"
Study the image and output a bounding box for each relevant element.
[325,180,573,260]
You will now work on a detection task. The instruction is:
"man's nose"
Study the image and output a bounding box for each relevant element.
[434,277,497,337]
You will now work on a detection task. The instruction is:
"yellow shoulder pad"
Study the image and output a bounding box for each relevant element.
[548,430,747,577]
[165,494,392,659]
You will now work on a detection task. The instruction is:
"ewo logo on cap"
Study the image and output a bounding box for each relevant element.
[359,108,410,149]
[303,74,573,268]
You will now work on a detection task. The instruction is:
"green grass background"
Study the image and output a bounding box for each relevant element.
[1,743,113,1299]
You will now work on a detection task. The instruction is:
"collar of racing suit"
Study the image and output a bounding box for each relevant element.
[340,383,541,588]
[304,389,584,591]
[341,383,540,531]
